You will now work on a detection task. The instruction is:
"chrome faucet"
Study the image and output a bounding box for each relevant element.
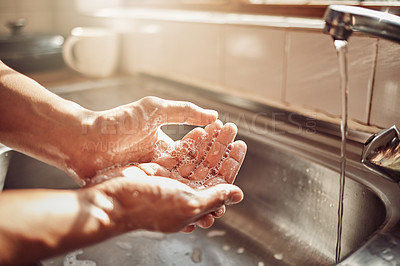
[323,5,400,183]
[361,126,400,183]
[323,5,400,43]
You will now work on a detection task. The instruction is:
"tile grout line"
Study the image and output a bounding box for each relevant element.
[219,24,226,90]
[367,38,379,126]
[281,30,290,103]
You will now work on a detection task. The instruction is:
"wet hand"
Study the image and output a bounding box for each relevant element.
[92,120,247,231]
[91,168,244,233]
[72,96,218,186]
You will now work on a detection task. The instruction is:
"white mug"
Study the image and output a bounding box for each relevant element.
[63,27,119,78]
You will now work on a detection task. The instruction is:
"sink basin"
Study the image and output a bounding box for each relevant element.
[2,75,400,265]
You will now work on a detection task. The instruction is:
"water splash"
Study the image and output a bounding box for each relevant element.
[206,229,227,238]
[63,250,96,266]
[116,241,132,250]
[236,247,245,254]
[191,247,202,263]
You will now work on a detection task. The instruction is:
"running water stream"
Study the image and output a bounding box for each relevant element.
[334,39,349,264]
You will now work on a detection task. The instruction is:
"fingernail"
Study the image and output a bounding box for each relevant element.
[230,192,243,204]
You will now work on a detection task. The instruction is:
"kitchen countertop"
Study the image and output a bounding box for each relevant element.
[25,67,135,91]
[25,68,95,88]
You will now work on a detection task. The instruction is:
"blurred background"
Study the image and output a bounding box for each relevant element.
[0,0,399,130]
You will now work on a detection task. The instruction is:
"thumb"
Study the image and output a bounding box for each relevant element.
[195,184,244,213]
[160,99,218,126]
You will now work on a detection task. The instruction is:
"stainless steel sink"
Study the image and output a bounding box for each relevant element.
[2,75,400,265]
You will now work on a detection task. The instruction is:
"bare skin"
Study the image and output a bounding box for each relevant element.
[0,61,218,185]
[94,121,247,231]
[0,61,247,264]
[0,177,243,265]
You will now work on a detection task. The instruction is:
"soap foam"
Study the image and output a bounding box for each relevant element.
[89,128,233,189]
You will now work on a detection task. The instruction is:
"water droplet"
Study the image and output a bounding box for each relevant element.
[222,245,230,251]
[63,250,96,266]
[380,248,394,261]
[258,262,265,266]
[141,231,166,240]
[273,253,283,260]
[282,176,288,182]
[236,247,245,254]
[207,230,226,238]
[191,247,202,263]
[116,241,132,250]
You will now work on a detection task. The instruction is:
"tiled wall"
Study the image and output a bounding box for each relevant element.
[0,0,55,34]
[1,2,398,131]
[370,40,400,128]
[121,19,400,132]
[0,0,112,36]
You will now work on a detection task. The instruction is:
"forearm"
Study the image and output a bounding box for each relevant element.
[0,188,117,266]
[0,62,94,184]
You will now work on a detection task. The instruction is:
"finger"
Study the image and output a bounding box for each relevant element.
[211,205,226,218]
[157,128,175,148]
[153,128,207,173]
[190,123,237,181]
[152,129,178,169]
[203,123,237,168]
[177,127,208,161]
[122,166,148,178]
[186,121,222,181]
[203,176,226,187]
[153,155,179,170]
[181,224,196,233]
[137,163,171,177]
[195,184,244,215]
[160,99,218,126]
[196,214,215,229]
[218,140,247,183]
[176,128,208,177]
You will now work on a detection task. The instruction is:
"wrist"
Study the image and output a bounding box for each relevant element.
[61,106,100,184]
[78,187,122,237]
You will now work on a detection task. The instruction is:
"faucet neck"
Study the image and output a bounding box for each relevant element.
[323,5,400,44]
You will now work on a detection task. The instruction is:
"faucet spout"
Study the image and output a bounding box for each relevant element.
[361,126,400,183]
[323,5,400,43]
[323,5,400,182]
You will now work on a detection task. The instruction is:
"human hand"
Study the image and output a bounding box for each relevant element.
[90,167,244,234]
[92,120,247,231]
[69,96,218,186]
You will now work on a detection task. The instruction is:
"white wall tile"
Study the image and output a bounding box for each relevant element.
[122,20,222,86]
[286,31,376,124]
[121,20,174,74]
[74,0,122,13]
[370,39,400,128]
[17,12,54,33]
[0,0,55,34]
[223,25,285,101]
[0,1,17,15]
[15,0,52,14]
[165,22,222,85]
